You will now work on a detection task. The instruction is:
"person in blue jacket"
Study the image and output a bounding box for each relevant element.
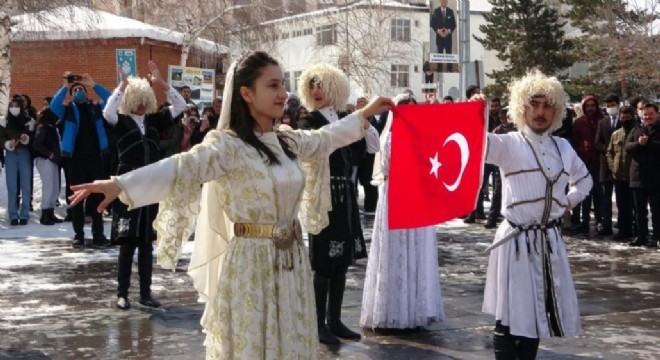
[50,72,111,248]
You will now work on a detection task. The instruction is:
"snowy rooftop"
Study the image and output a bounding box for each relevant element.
[262,0,493,26]
[11,5,226,54]
[261,0,429,26]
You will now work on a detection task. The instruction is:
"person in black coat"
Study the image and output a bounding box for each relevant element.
[102,61,187,310]
[297,64,380,344]
[33,107,64,225]
[625,103,660,248]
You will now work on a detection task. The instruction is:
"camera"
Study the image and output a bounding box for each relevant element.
[66,74,83,83]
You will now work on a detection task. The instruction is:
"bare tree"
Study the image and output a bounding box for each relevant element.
[126,0,286,66]
[562,0,660,99]
[311,2,422,97]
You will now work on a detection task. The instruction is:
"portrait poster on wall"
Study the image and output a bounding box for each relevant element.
[429,0,459,73]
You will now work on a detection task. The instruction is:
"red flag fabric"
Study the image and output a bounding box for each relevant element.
[388,101,486,230]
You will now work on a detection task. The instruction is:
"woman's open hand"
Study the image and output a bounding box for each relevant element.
[69,179,122,213]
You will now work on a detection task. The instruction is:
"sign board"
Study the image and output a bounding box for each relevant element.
[430,53,459,64]
[168,65,216,105]
[116,49,137,84]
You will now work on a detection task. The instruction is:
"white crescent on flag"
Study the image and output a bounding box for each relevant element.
[442,132,470,192]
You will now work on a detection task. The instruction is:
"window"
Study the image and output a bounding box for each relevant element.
[282,32,290,39]
[391,65,410,88]
[316,24,336,46]
[283,72,291,92]
[390,19,411,42]
[294,71,303,93]
[303,28,312,36]
[293,29,303,37]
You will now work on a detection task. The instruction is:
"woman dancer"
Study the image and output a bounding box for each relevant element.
[70,51,392,359]
[360,93,444,331]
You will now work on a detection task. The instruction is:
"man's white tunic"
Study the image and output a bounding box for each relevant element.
[483,127,592,339]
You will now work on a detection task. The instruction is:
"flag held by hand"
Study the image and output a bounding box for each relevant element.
[388,101,486,229]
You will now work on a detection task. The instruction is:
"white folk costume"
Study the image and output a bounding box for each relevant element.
[113,106,367,358]
[483,127,592,339]
[360,126,445,329]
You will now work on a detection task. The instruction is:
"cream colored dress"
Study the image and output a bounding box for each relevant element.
[115,113,366,359]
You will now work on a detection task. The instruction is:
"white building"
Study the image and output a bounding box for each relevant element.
[249,0,507,102]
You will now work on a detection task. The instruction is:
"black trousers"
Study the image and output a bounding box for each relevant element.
[68,155,105,238]
[488,167,502,219]
[493,321,540,360]
[600,181,614,230]
[117,239,153,299]
[632,187,660,240]
[572,165,602,227]
[357,153,378,212]
[613,180,634,235]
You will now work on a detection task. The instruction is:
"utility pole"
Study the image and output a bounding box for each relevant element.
[458,0,470,99]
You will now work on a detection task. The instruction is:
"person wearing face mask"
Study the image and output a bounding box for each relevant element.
[0,99,33,225]
[605,106,637,241]
[50,72,111,248]
[594,93,622,237]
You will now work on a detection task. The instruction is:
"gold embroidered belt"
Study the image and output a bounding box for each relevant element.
[234,220,302,251]
[233,220,302,271]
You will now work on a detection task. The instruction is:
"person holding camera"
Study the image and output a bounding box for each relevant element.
[50,72,111,248]
[1,97,34,225]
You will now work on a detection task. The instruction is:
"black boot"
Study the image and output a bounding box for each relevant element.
[40,209,55,225]
[493,332,517,360]
[49,208,64,223]
[517,337,540,360]
[314,273,339,344]
[327,272,361,340]
[64,208,73,222]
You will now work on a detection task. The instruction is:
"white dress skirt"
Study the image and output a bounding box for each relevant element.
[116,113,368,359]
[360,133,445,329]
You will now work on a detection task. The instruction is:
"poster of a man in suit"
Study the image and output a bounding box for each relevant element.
[429,0,458,73]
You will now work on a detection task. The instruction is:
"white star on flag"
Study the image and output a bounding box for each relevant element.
[429,152,441,178]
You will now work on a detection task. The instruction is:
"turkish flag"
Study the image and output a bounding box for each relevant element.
[388,101,486,229]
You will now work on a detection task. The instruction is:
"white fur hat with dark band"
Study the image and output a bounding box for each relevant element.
[298,64,350,112]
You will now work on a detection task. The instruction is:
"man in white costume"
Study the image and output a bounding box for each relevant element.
[482,70,592,359]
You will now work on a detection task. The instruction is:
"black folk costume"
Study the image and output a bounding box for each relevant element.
[298,107,374,343]
[103,85,186,308]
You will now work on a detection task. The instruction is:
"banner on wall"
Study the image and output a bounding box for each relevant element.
[167,65,216,105]
[116,49,137,85]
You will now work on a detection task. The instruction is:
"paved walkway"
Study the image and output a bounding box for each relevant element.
[1,215,659,359]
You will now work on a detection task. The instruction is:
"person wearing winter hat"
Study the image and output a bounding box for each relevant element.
[570,95,604,234]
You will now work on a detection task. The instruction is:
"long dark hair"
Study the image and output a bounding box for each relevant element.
[229,51,296,165]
